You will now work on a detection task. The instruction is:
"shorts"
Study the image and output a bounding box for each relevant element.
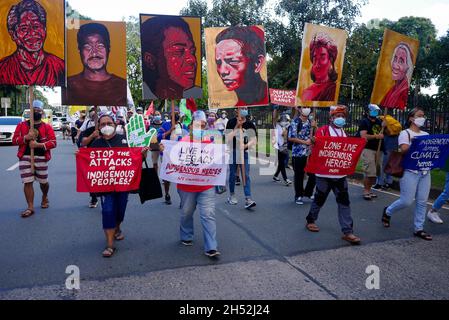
[361,149,378,178]
[19,156,49,184]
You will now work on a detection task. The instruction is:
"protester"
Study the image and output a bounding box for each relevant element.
[273,113,292,186]
[12,100,57,218]
[305,106,361,245]
[226,107,257,209]
[215,111,228,135]
[150,111,164,172]
[358,104,384,200]
[207,112,218,130]
[288,107,316,205]
[427,170,449,224]
[177,111,220,258]
[382,108,433,241]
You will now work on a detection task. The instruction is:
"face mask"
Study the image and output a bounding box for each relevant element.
[280,121,289,128]
[101,125,115,136]
[193,129,203,140]
[301,108,312,117]
[175,115,180,122]
[89,112,96,118]
[333,117,346,128]
[414,117,426,128]
[154,116,161,122]
[33,112,42,121]
[369,110,379,118]
[309,115,314,121]
[222,114,227,119]
[208,117,215,123]
[240,110,249,117]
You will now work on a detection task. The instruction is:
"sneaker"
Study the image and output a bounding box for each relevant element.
[427,210,443,224]
[372,184,383,190]
[165,194,172,205]
[295,197,304,205]
[205,250,221,258]
[382,183,392,190]
[235,176,241,186]
[89,200,98,208]
[273,176,281,182]
[308,195,315,201]
[181,240,193,246]
[245,199,256,209]
[284,179,292,186]
[227,194,238,205]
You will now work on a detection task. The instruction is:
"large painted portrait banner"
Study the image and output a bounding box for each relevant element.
[140,14,202,100]
[296,23,348,107]
[62,20,127,106]
[371,29,419,110]
[0,0,65,86]
[205,26,269,109]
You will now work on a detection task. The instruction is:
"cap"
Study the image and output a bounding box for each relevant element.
[32,100,44,110]
[193,110,206,122]
[368,104,380,112]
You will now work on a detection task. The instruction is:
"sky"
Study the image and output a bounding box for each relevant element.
[43,0,448,105]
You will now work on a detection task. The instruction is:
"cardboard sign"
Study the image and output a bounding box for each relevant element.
[305,136,366,176]
[76,147,143,193]
[269,89,297,107]
[402,135,449,171]
[159,140,227,186]
[126,114,157,147]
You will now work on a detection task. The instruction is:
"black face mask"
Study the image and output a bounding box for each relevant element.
[33,112,42,121]
[175,115,180,122]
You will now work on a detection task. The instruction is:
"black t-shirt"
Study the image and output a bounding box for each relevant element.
[75,120,84,129]
[90,134,128,148]
[358,117,384,151]
[226,117,258,152]
[24,122,46,157]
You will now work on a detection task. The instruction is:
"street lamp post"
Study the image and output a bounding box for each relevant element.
[341,83,354,101]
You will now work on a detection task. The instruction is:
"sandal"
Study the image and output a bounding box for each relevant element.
[342,234,361,245]
[369,193,378,199]
[21,208,34,218]
[102,247,117,258]
[114,230,125,241]
[41,198,49,209]
[414,231,432,241]
[382,208,391,228]
[363,194,372,201]
[306,223,320,233]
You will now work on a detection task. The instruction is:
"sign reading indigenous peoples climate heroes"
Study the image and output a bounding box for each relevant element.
[402,135,449,172]
[305,137,366,176]
[159,140,228,186]
[269,89,297,107]
[76,148,143,193]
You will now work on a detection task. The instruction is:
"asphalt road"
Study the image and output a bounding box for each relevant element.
[1,134,449,300]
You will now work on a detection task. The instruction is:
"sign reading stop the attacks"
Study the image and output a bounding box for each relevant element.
[76,147,142,193]
[305,136,366,176]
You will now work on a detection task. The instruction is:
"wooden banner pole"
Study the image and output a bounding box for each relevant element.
[238,108,247,187]
[28,86,35,174]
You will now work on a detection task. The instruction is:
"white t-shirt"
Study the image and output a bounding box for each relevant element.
[79,119,96,132]
[316,126,347,179]
[215,118,228,131]
[399,129,430,174]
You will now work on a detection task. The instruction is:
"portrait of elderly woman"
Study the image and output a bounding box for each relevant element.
[380,42,414,109]
[0,0,64,86]
[301,33,338,102]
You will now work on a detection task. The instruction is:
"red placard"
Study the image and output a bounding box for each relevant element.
[269,89,297,107]
[76,147,143,193]
[305,137,366,176]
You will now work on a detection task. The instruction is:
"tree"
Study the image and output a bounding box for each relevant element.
[125,16,143,107]
[430,30,449,104]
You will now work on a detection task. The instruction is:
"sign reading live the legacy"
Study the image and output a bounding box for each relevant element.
[76,148,143,193]
[269,89,297,107]
[305,136,366,176]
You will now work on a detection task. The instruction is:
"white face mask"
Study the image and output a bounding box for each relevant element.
[414,117,426,128]
[301,108,311,117]
[101,125,115,136]
[116,126,124,135]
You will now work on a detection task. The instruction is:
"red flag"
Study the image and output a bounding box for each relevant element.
[186,98,197,112]
[145,101,154,116]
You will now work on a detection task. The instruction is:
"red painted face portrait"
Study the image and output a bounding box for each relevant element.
[0,0,65,86]
[140,15,202,100]
[215,39,250,92]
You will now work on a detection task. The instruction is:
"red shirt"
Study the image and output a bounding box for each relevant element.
[176,136,214,193]
[12,121,57,161]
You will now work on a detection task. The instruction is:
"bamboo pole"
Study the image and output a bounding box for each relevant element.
[376,107,388,176]
[28,86,35,174]
[238,108,246,187]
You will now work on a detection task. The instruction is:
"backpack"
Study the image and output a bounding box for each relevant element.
[381,115,402,136]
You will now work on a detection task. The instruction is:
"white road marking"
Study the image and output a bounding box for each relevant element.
[7,162,19,171]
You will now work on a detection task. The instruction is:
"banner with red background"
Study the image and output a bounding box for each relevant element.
[76,147,142,193]
[305,137,366,176]
[269,89,297,107]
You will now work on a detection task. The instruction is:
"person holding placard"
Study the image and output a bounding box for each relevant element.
[305,106,361,245]
[382,108,433,241]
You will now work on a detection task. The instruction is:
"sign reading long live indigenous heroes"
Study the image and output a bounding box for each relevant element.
[305,137,366,175]
[402,135,449,171]
[76,148,143,193]
[160,140,228,186]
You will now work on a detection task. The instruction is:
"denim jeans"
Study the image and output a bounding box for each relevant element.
[100,192,129,230]
[229,151,251,198]
[433,172,449,211]
[178,188,217,252]
[377,150,393,185]
[386,170,431,232]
